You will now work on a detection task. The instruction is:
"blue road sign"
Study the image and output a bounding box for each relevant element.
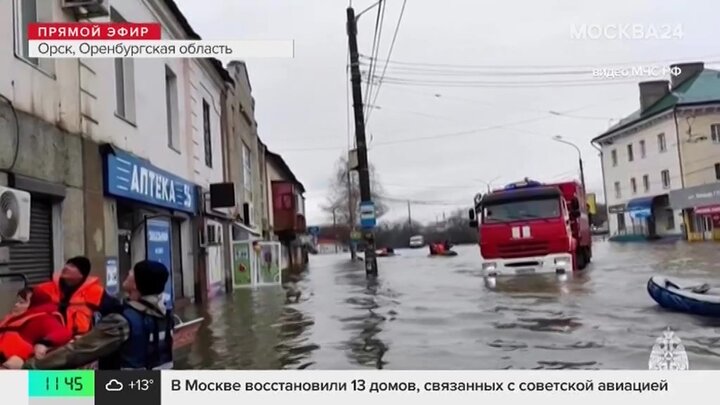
[360,201,376,229]
[308,226,320,236]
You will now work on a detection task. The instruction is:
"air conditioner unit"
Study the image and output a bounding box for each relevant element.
[243,202,255,228]
[0,186,31,245]
[61,0,109,18]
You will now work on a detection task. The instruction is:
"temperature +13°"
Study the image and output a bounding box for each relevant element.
[129,379,154,391]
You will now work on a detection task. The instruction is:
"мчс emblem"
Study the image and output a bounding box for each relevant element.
[648,328,689,370]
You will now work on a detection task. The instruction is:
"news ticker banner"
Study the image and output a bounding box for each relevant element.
[0,370,719,405]
[27,22,293,59]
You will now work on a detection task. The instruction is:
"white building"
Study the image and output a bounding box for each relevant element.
[592,62,717,240]
[0,0,232,306]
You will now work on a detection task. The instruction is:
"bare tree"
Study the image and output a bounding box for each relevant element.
[322,154,388,228]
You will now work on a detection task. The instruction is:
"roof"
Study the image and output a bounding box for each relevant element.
[266,150,306,193]
[592,68,720,143]
[163,0,233,84]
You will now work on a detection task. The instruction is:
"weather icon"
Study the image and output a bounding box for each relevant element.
[105,379,124,392]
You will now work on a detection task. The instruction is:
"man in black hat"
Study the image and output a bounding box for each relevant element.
[34,256,120,336]
[13,260,175,370]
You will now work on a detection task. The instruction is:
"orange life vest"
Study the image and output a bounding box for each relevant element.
[35,275,104,336]
[0,311,64,361]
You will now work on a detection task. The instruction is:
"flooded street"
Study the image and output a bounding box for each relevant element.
[179,241,720,370]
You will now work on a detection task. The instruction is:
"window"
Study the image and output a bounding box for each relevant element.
[630,178,637,194]
[713,124,720,143]
[661,170,671,189]
[617,213,626,232]
[113,9,135,122]
[611,149,618,166]
[165,66,179,150]
[658,133,667,152]
[643,175,650,192]
[639,140,646,158]
[627,144,634,162]
[242,143,252,200]
[614,181,621,198]
[482,198,560,223]
[14,0,54,73]
[715,163,720,180]
[666,209,675,230]
[202,99,212,167]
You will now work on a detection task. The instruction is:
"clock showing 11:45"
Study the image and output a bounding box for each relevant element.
[29,371,95,398]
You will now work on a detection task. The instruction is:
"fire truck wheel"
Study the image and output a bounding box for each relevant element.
[575,248,589,270]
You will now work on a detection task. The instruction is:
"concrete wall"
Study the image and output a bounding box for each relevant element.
[676,106,720,188]
[599,112,683,236]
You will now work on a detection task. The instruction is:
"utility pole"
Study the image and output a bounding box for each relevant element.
[332,208,338,253]
[347,6,378,277]
[407,200,412,228]
[346,170,357,260]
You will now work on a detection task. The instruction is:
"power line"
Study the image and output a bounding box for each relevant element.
[359,54,720,70]
[366,0,408,126]
[367,76,640,88]
[363,0,386,117]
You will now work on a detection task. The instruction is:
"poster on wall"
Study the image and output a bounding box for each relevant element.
[146,218,173,309]
[257,242,282,285]
[232,241,253,288]
[105,257,119,297]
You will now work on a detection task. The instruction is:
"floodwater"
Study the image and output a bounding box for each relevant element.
[178,241,720,370]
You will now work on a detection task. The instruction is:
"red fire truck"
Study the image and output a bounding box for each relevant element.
[468,179,592,277]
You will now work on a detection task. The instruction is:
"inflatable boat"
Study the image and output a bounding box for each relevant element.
[647,276,720,318]
[429,250,458,257]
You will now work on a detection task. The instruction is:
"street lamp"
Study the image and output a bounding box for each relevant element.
[552,135,586,192]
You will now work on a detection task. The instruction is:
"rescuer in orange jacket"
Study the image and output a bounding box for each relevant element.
[34,257,120,337]
[0,289,72,368]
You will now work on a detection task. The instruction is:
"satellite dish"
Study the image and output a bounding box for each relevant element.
[0,191,20,239]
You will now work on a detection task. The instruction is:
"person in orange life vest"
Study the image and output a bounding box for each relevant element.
[1,288,33,323]
[35,256,120,336]
[433,241,446,255]
[0,289,72,369]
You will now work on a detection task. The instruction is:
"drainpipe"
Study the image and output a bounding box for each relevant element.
[673,108,688,239]
[591,140,608,229]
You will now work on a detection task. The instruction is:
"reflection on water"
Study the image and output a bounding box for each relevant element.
[178,241,720,370]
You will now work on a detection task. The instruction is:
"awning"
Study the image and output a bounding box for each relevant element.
[627,196,655,219]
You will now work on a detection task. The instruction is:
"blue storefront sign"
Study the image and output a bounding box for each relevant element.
[105,150,197,214]
[146,218,174,309]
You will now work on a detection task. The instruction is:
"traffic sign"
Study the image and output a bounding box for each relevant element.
[308,226,320,236]
[359,201,376,229]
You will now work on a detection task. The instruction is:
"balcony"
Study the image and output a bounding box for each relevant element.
[272,181,305,234]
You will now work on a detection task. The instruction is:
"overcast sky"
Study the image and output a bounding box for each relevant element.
[175,0,720,226]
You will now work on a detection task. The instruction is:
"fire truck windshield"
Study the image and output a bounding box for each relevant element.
[482,197,561,223]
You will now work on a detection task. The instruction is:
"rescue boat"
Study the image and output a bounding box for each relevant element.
[647,276,720,318]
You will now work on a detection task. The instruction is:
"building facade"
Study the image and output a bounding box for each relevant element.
[0,0,234,307]
[594,62,720,241]
[265,151,308,270]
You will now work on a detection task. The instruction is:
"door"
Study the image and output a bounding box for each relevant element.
[703,216,714,240]
[231,240,256,288]
[171,219,184,299]
[257,241,282,285]
[117,230,132,285]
